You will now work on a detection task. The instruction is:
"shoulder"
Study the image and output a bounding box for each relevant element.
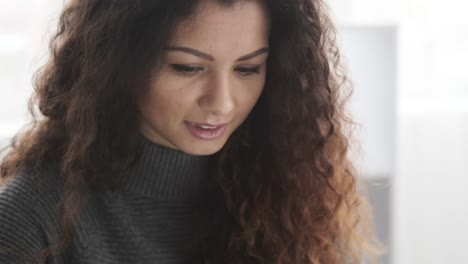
[0,164,64,219]
[0,165,63,263]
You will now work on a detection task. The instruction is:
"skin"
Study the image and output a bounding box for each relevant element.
[137,0,270,155]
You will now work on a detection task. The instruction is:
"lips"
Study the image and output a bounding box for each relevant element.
[184,121,228,140]
[189,121,228,128]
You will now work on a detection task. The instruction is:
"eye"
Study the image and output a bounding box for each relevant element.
[234,65,263,76]
[170,64,203,76]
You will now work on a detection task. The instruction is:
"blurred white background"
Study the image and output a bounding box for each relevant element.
[1,1,467,263]
[0,0,63,144]
[328,0,468,263]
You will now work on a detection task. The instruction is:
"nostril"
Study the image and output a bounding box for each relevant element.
[198,95,235,117]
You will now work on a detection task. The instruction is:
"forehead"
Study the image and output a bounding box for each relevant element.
[167,1,270,52]
[188,1,268,26]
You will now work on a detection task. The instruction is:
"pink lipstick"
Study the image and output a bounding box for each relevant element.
[184,121,228,140]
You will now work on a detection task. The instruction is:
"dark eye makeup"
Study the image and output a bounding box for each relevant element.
[169,64,263,76]
[170,64,203,75]
[234,66,262,75]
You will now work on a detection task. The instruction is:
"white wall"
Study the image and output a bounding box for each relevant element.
[338,25,396,264]
[329,0,468,263]
[393,21,468,264]
[394,113,468,264]
[0,0,63,142]
[340,26,396,179]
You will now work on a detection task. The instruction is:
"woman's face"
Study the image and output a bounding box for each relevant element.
[137,0,270,155]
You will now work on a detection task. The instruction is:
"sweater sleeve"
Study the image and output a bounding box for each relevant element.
[0,174,50,264]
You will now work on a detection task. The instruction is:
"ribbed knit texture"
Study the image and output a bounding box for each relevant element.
[0,134,221,263]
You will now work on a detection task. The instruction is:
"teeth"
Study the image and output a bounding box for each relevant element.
[197,124,217,129]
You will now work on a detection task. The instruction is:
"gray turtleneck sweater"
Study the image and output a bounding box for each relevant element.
[0,135,225,263]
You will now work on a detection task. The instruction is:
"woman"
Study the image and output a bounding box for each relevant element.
[0,0,383,263]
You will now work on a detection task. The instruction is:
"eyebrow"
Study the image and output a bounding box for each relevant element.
[164,46,269,62]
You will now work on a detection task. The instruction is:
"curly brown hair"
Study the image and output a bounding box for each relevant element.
[1,0,384,263]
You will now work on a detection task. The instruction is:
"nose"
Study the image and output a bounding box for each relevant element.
[198,72,235,117]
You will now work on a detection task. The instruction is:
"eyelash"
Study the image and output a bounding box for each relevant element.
[170,64,263,76]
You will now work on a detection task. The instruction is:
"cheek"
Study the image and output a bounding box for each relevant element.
[140,80,193,123]
[240,79,265,110]
[141,93,178,122]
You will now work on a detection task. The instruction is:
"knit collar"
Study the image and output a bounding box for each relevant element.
[117,134,218,200]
